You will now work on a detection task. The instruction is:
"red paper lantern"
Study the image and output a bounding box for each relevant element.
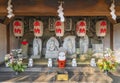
[76,20,86,37]
[55,20,64,37]
[96,20,107,37]
[13,20,24,37]
[33,20,43,37]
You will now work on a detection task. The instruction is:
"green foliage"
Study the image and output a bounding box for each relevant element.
[9,62,27,72]
[5,52,27,73]
[97,59,118,71]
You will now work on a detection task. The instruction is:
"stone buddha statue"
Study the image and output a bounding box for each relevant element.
[46,37,59,58]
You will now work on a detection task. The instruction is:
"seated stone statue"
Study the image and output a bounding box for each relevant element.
[45,37,59,58]
[47,40,58,51]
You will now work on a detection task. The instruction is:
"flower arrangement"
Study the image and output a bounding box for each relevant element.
[11,49,22,58]
[5,54,13,67]
[8,58,27,73]
[4,52,27,73]
[97,48,118,72]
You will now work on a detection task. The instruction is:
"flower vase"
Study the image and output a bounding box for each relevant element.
[5,63,9,67]
[15,71,19,75]
[104,70,108,75]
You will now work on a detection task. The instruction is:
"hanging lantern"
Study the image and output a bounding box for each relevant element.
[13,20,24,37]
[76,20,86,37]
[55,20,64,37]
[33,20,43,37]
[96,20,107,37]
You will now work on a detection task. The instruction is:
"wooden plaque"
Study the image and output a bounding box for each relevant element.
[57,74,68,81]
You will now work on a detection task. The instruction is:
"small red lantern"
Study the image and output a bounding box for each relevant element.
[13,20,24,37]
[33,20,43,37]
[96,20,107,37]
[55,20,64,37]
[76,20,86,37]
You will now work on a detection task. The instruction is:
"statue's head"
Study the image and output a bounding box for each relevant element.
[58,52,66,60]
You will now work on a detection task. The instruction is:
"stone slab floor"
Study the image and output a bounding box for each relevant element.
[0,66,120,83]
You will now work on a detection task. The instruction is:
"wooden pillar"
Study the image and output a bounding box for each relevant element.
[4,17,14,53]
[110,23,113,50]
[6,24,10,53]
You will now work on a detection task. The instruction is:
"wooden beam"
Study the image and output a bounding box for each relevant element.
[3,17,14,25]
[107,16,117,24]
[1,0,120,16]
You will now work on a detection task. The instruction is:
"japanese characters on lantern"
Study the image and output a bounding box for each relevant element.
[76,20,86,37]
[33,20,43,37]
[13,20,24,37]
[96,20,107,37]
[55,20,64,37]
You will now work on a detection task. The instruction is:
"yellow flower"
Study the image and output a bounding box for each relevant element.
[97,59,103,63]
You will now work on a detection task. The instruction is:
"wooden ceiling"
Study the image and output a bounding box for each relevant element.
[0,0,120,16]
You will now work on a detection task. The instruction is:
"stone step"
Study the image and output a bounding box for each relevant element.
[23,58,90,65]
[0,66,85,72]
[0,59,90,72]
[0,63,91,72]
